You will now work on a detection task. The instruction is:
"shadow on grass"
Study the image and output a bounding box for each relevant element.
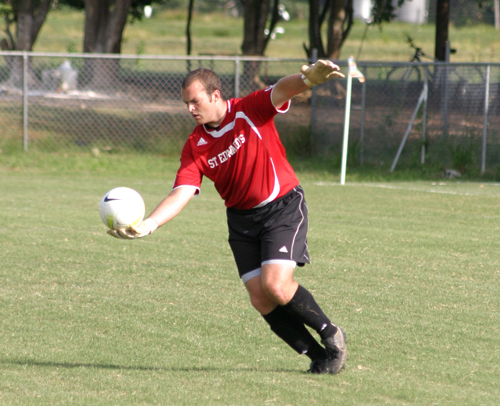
[0,357,303,374]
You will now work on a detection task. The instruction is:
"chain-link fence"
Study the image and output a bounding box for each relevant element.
[312,61,500,175]
[0,52,302,155]
[1,52,499,175]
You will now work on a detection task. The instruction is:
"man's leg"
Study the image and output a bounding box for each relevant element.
[260,262,334,336]
[260,262,347,374]
[244,274,327,362]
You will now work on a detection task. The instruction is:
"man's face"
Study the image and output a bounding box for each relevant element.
[182,80,218,126]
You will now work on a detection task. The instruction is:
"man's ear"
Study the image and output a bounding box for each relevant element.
[211,89,221,102]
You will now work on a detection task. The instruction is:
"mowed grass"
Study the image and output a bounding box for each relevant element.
[1,153,500,405]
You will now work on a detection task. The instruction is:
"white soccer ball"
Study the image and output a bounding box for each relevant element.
[99,187,145,230]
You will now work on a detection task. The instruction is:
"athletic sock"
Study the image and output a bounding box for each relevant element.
[262,305,327,361]
[284,285,337,340]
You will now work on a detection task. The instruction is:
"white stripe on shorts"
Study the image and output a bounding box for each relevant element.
[241,260,297,284]
[241,268,262,284]
[261,259,297,268]
[291,186,306,262]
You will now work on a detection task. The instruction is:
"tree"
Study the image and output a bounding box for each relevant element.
[304,0,353,59]
[1,0,53,87]
[305,0,406,60]
[1,0,53,52]
[61,0,154,89]
[240,0,281,56]
[59,0,151,54]
[435,0,450,60]
[186,0,194,56]
[238,0,283,91]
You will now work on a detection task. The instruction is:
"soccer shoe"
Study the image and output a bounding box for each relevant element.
[320,326,347,374]
[308,358,334,374]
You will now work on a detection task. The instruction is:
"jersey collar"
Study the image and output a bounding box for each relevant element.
[203,100,232,138]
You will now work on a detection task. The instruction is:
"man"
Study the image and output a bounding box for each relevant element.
[108,60,347,374]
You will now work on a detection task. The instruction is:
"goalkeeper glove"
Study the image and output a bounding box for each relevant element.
[300,59,345,87]
[107,218,159,240]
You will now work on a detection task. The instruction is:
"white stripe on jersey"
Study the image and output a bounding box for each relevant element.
[253,158,280,208]
[203,111,262,140]
[202,100,279,207]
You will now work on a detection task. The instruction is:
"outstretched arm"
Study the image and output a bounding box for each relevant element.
[108,185,198,239]
[271,60,345,109]
[146,185,198,227]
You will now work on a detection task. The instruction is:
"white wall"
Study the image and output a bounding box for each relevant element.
[353,0,428,24]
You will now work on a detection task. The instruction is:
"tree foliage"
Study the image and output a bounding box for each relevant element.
[370,0,406,25]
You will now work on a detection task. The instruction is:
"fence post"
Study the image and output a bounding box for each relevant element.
[421,67,428,164]
[360,65,366,165]
[482,64,491,174]
[23,51,29,152]
[310,48,318,150]
[234,56,240,98]
[442,63,449,136]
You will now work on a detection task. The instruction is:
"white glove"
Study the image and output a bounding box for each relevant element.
[107,218,159,240]
[300,59,345,87]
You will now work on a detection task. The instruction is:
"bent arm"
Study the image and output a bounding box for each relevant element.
[147,185,198,227]
[271,73,310,110]
[271,60,344,109]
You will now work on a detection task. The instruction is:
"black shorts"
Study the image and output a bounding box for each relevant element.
[227,186,310,283]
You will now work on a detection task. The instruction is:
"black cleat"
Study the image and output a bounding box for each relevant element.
[308,358,335,374]
[319,326,347,374]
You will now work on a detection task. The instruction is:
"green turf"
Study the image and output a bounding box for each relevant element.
[1,154,499,405]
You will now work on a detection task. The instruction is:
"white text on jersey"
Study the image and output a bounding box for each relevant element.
[208,134,246,168]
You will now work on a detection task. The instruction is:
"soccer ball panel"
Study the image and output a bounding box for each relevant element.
[99,187,145,230]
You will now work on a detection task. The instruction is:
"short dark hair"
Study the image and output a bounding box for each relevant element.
[182,68,222,98]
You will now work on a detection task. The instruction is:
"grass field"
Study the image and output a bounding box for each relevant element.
[11,8,500,62]
[1,153,499,405]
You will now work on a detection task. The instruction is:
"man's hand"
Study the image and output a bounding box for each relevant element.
[107,218,159,240]
[300,60,345,87]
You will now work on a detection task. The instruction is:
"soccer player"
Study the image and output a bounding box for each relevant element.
[108,60,347,374]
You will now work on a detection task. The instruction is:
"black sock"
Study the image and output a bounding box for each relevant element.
[284,285,337,340]
[263,306,327,361]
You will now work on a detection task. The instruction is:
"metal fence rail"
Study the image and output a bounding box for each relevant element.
[311,60,500,175]
[1,51,499,175]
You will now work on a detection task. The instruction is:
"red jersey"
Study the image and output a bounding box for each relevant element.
[173,86,299,209]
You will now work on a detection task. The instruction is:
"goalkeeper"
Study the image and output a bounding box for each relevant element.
[109,60,348,374]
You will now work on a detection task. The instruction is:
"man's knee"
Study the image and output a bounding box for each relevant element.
[245,276,277,314]
[261,264,298,305]
[261,279,295,306]
[249,292,276,314]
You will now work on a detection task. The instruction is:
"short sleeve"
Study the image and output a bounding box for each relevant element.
[241,87,290,125]
[173,140,202,193]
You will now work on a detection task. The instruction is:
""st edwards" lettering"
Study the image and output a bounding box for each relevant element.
[208,134,246,168]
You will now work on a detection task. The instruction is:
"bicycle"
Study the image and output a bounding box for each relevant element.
[386,35,440,83]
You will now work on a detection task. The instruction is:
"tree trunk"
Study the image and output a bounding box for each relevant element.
[83,0,132,53]
[186,0,194,56]
[186,0,194,73]
[435,0,450,61]
[240,0,271,56]
[326,0,353,59]
[82,0,133,90]
[15,0,52,51]
[306,0,326,59]
[240,0,273,93]
[4,0,52,88]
